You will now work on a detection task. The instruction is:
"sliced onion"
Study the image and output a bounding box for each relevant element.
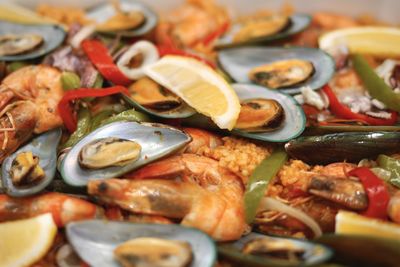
[257,197,323,238]
[117,40,159,80]
[70,24,96,49]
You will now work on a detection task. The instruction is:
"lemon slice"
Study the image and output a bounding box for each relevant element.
[0,213,57,267]
[0,2,58,25]
[319,27,400,58]
[336,210,400,240]
[144,55,241,130]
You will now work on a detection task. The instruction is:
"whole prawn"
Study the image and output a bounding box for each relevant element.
[0,65,64,162]
[88,154,246,241]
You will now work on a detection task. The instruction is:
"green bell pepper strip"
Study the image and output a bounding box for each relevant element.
[352,54,400,112]
[377,154,400,188]
[95,109,151,130]
[89,110,115,131]
[244,148,288,224]
[61,107,91,149]
[61,71,81,91]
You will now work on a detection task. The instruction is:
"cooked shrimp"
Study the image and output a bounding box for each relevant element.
[89,154,246,241]
[313,12,359,30]
[388,191,400,223]
[0,192,102,227]
[156,0,229,47]
[0,65,64,134]
[183,127,222,154]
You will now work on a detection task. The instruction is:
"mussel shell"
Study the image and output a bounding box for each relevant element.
[60,122,191,186]
[218,232,332,267]
[317,234,400,267]
[305,125,400,135]
[87,0,158,37]
[1,128,62,197]
[0,21,65,61]
[215,14,311,49]
[285,131,400,165]
[122,94,196,119]
[218,47,335,94]
[232,84,306,142]
[66,220,216,267]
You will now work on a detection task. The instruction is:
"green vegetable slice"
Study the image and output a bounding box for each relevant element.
[61,107,91,149]
[61,71,81,91]
[95,109,151,130]
[377,154,400,188]
[352,54,400,112]
[244,147,288,224]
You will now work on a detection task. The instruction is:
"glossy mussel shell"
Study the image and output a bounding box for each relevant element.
[215,14,311,49]
[87,0,158,37]
[218,232,332,267]
[218,46,335,94]
[60,121,191,186]
[66,220,216,267]
[0,21,66,61]
[1,128,62,197]
[285,131,400,165]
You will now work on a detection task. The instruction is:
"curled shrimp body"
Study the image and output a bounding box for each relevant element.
[0,192,102,227]
[183,127,222,154]
[0,65,64,162]
[89,154,246,241]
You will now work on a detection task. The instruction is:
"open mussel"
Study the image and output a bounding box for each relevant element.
[0,21,65,61]
[1,128,62,197]
[236,99,285,132]
[123,77,196,118]
[218,47,335,94]
[60,121,191,186]
[249,59,315,89]
[215,14,310,49]
[285,132,400,165]
[66,220,216,267]
[218,232,332,267]
[87,0,158,37]
[232,84,305,142]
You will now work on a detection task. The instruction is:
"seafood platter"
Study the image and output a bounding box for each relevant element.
[0,0,400,266]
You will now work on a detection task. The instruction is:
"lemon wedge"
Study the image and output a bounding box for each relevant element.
[0,213,57,267]
[144,55,241,130]
[335,210,400,240]
[319,27,400,58]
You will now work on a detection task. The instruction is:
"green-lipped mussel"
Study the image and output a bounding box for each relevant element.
[123,77,196,119]
[87,0,158,37]
[218,232,332,267]
[1,128,62,197]
[0,21,66,61]
[66,220,216,267]
[60,121,191,186]
[183,83,305,142]
[218,47,335,94]
[285,132,400,165]
[215,14,311,49]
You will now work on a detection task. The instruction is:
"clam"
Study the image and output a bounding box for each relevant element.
[215,14,311,49]
[1,128,62,197]
[218,232,332,267]
[60,121,191,186]
[218,47,335,94]
[114,237,192,267]
[285,131,400,165]
[0,21,65,61]
[66,220,216,267]
[249,59,315,89]
[87,0,158,37]
[123,77,196,118]
[236,99,285,132]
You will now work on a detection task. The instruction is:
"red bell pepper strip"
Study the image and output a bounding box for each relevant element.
[157,45,216,69]
[82,39,131,86]
[348,167,391,220]
[323,85,398,126]
[58,86,129,133]
[201,22,230,46]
